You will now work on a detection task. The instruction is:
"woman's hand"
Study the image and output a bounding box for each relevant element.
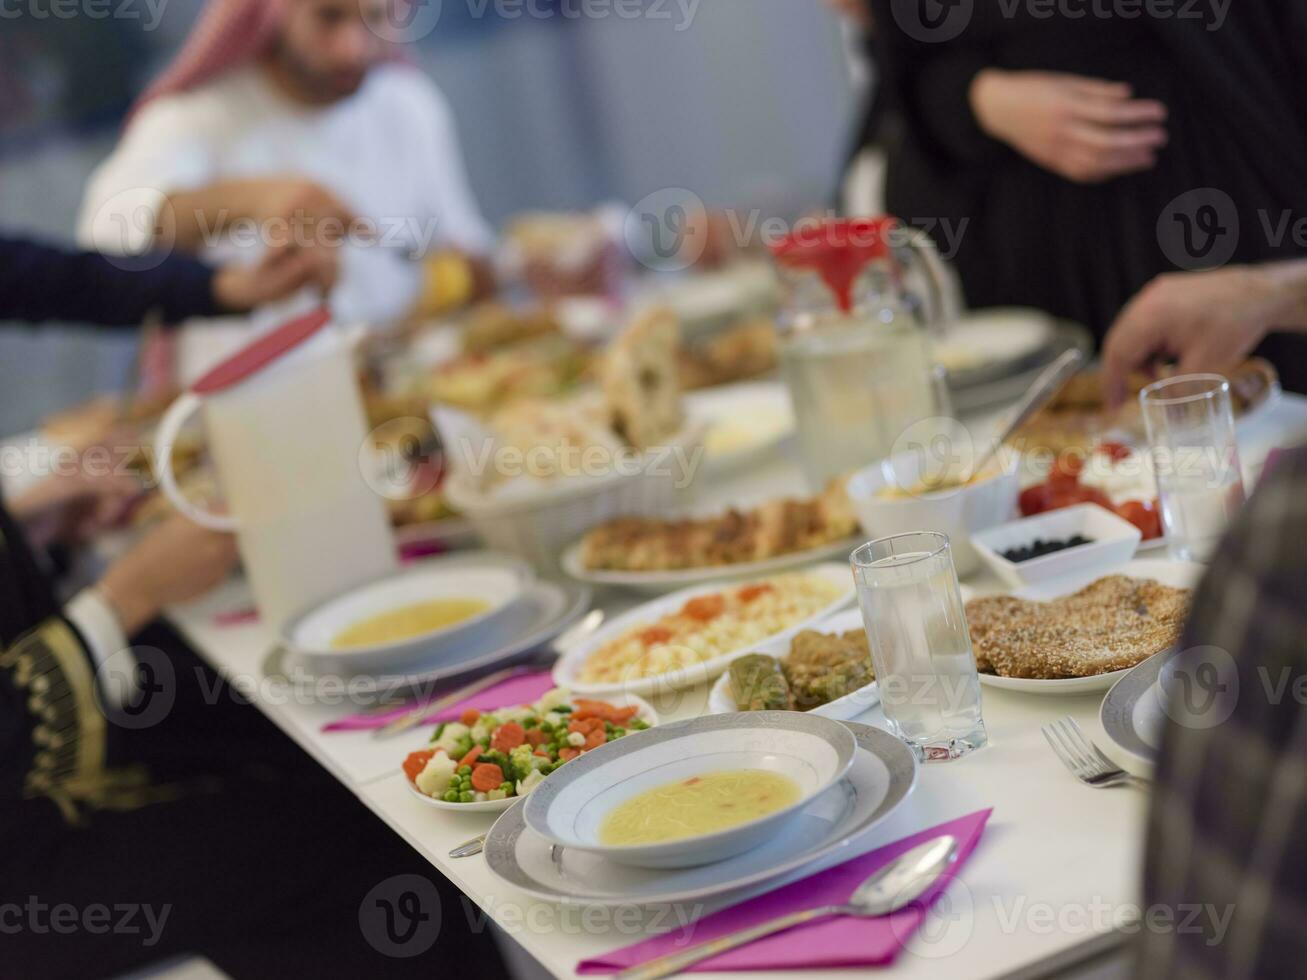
[970,70,1167,184]
[1101,267,1286,408]
[99,514,239,635]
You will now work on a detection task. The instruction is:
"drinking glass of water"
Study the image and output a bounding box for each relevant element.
[851,532,987,762]
[1140,375,1247,563]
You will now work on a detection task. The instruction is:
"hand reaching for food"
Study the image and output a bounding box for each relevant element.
[99,513,239,635]
[970,70,1167,184]
[212,241,339,312]
[1101,265,1307,409]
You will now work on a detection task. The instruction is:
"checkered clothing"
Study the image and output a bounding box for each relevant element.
[1138,447,1307,978]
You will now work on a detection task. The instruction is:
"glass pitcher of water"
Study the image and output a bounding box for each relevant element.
[769,217,957,489]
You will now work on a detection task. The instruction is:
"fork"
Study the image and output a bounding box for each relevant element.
[1041,717,1147,789]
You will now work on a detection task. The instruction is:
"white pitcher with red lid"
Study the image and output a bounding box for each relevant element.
[154,308,397,628]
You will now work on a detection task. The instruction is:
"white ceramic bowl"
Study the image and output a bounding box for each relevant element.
[970,503,1142,590]
[403,693,659,814]
[283,554,533,675]
[845,451,1020,576]
[522,712,857,869]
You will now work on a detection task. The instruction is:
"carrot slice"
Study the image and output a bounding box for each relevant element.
[402,749,435,784]
[491,722,526,752]
[457,744,483,768]
[683,594,726,621]
[459,708,481,726]
[471,763,504,793]
[524,728,549,747]
[583,729,606,750]
[558,747,580,762]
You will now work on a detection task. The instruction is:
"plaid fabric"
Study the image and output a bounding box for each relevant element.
[1138,447,1307,979]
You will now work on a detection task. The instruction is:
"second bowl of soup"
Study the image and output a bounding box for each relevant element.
[521,712,857,869]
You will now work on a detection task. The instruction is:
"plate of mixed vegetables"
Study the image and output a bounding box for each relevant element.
[402,688,658,812]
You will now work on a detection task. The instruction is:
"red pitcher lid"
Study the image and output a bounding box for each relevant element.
[192,307,332,395]
[769,217,898,312]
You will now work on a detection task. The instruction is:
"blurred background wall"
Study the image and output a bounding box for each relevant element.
[0,0,855,434]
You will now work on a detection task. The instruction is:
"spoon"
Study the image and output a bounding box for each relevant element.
[612,834,959,980]
[968,347,1084,480]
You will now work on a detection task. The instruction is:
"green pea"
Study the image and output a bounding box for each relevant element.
[459,791,474,803]
[457,765,471,776]
[499,781,513,791]
[443,790,458,802]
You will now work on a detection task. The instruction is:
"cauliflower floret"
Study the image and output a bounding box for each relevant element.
[566,731,585,747]
[414,752,457,798]
[534,688,571,713]
[433,723,470,756]
[509,744,536,776]
[471,714,501,744]
[487,788,509,801]
[499,704,536,724]
[516,769,546,797]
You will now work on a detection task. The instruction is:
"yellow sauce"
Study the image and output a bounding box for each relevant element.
[599,770,801,846]
[331,598,489,649]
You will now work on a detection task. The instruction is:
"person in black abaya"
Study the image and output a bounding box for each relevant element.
[860,0,1307,390]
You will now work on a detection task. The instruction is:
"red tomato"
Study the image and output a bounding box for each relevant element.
[402,749,436,784]
[1117,499,1162,540]
[1048,455,1084,492]
[683,594,726,622]
[1019,484,1049,517]
[1096,441,1132,463]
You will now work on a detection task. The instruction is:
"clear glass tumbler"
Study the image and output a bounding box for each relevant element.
[1140,374,1247,563]
[851,532,987,762]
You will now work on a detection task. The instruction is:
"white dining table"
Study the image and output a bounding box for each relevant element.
[166,392,1307,980]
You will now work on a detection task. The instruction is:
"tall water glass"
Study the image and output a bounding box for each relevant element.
[851,532,987,762]
[1140,375,1246,563]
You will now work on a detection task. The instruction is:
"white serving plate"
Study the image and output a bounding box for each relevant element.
[551,563,856,696]
[262,578,592,697]
[403,694,659,814]
[560,534,862,596]
[284,553,533,675]
[935,308,1055,379]
[521,712,857,869]
[976,558,1203,696]
[970,503,1142,591]
[683,380,794,477]
[482,721,917,906]
[707,608,879,721]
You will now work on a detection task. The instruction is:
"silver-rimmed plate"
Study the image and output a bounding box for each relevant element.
[482,721,917,906]
[1100,645,1182,768]
[261,578,591,699]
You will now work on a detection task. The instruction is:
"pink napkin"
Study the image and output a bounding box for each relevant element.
[577,809,992,974]
[321,669,557,733]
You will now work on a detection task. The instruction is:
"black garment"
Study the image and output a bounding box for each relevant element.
[0,235,222,326]
[864,1,1307,389]
[0,501,508,978]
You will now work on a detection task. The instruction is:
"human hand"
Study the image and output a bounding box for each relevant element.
[213,241,339,311]
[970,70,1167,184]
[1101,267,1283,408]
[99,514,238,635]
[10,467,142,550]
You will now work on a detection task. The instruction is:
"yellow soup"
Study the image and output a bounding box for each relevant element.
[331,599,490,649]
[598,769,801,846]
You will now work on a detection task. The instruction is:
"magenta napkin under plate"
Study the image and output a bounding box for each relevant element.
[577,808,991,974]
